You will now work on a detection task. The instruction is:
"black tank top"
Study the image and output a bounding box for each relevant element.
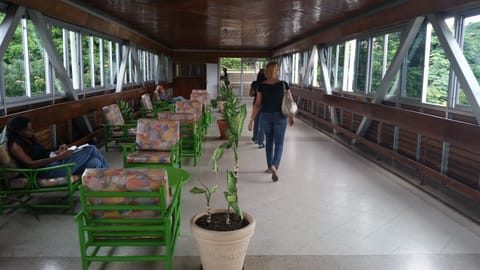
[258,81,288,113]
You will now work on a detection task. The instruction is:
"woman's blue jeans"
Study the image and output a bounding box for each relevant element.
[253,113,264,144]
[261,112,287,170]
[40,145,110,178]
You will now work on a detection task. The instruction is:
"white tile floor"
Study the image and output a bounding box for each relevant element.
[1,102,480,269]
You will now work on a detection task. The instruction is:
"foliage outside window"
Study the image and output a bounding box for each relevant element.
[425,21,452,106]
[371,32,399,93]
[404,24,427,99]
[458,15,480,106]
[4,17,25,98]
[27,20,46,96]
[354,39,368,92]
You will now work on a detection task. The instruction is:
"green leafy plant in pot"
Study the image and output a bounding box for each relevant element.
[117,100,135,121]
[216,83,231,113]
[189,93,256,270]
[216,84,236,139]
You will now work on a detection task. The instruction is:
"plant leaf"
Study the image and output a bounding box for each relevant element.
[230,202,243,220]
[189,187,206,194]
[211,184,219,194]
[226,170,237,193]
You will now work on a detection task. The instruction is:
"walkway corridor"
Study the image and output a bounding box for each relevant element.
[1,103,480,269]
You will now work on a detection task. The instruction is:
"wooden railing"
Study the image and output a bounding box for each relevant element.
[0,85,155,148]
[291,85,480,220]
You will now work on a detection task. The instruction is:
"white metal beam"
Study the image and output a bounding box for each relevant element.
[115,44,130,92]
[319,47,339,126]
[356,16,425,137]
[429,14,480,124]
[28,9,78,100]
[302,46,316,86]
[0,5,24,59]
[0,5,24,113]
[28,9,93,133]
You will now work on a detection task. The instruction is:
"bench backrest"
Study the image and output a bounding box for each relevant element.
[135,118,180,151]
[102,104,125,125]
[81,168,170,218]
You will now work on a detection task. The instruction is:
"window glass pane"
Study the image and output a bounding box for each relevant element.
[299,51,305,84]
[50,26,64,92]
[354,39,367,92]
[371,35,385,93]
[4,18,25,98]
[316,50,324,88]
[372,32,400,94]
[459,15,480,106]
[82,35,91,89]
[27,20,46,96]
[329,46,336,87]
[93,37,101,86]
[404,24,427,99]
[104,40,111,85]
[336,44,345,90]
[425,20,453,106]
[343,40,356,91]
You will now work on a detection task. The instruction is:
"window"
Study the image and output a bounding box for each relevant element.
[4,17,26,98]
[354,39,368,92]
[403,23,427,99]
[424,19,454,106]
[458,14,480,106]
[26,20,46,96]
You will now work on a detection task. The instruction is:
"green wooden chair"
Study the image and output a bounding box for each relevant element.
[0,128,80,214]
[122,118,182,169]
[101,104,137,152]
[157,112,202,166]
[191,90,212,130]
[75,167,190,270]
[140,94,174,118]
[175,100,206,139]
[0,163,80,214]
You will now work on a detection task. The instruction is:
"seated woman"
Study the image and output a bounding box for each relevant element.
[155,85,184,103]
[6,116,109,178]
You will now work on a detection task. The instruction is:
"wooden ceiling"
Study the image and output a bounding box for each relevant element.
[68,0,399,52]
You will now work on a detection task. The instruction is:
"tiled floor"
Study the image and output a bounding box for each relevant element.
[1,102,480,269]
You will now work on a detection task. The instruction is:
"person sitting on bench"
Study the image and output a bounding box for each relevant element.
[6,116,110,178]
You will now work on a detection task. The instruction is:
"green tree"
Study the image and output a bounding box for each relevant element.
[221,58,241,70]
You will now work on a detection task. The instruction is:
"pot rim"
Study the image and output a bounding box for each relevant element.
[190,209,255,234]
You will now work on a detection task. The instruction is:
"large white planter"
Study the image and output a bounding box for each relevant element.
[190,210,256,270]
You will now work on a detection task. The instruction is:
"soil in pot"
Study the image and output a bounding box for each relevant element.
[195,213,250,231]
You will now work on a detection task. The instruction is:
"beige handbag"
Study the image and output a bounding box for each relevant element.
[281,81,297,117]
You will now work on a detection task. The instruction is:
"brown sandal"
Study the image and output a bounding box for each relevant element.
[270,166,279,182]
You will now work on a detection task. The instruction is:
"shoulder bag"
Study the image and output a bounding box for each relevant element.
[281,81,298,117]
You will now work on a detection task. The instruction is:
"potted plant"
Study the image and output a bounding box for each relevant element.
[216,83,231,113]
[189,95,255,270]
[117,100,135,121]
[216,84,235,139]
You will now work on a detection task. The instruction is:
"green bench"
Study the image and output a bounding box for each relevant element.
[0,129,80,214]
[75,167,190,270]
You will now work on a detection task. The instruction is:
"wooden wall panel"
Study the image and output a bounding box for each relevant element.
[448,146,480,189]
[398,128,417,160]
[380,123,395,150]
[419,137,443,172]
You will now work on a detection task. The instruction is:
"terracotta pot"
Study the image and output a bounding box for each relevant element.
[190,210,256,270]
[217,119,228,140]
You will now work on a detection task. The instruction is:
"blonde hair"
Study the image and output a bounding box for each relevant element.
[264,61,279,80]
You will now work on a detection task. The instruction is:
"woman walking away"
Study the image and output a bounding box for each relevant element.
[6,115,109,178]
[249,68,267,148]
[248,61,295,182]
